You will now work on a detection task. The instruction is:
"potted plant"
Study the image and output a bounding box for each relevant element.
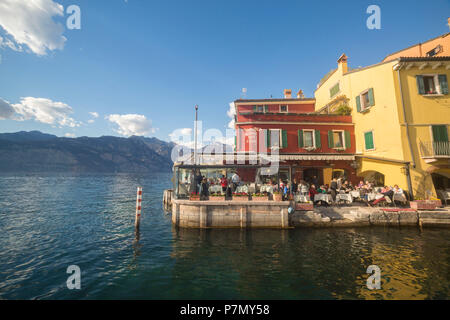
[189,192,200,201]
[273,191,283,202]
[209,192,225,201]
[232,192,249,201]
[251,192,269,202]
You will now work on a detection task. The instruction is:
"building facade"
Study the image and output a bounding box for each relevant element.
[314,52,450,199]
[234,89,358,186]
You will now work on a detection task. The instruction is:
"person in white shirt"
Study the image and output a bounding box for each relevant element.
[231,173,240,191]
[393,185,403,194]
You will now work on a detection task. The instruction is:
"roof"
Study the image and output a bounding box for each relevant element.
[396,56,450,62]
[234,98,315,103]
[382,32,450,62]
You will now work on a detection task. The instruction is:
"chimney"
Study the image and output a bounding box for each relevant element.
[297,89,304,99]
[337,53,348,74]
[284,89,292,99]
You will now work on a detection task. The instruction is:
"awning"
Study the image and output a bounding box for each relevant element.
[278,155,355,161]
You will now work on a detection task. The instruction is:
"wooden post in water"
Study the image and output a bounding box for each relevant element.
[135,187,143,229]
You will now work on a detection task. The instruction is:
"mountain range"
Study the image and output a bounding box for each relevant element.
[0,131,176,173]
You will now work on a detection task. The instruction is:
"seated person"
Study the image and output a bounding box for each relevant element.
[393,184,404,194]
[371,186,394,206]
[309,184,318,199]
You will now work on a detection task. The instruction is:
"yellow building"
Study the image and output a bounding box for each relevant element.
[314,52,450,200]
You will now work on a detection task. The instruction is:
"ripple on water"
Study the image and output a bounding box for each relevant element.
[0,173,449,299]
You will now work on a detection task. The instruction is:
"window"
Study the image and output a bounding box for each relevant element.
[364,131,375,150]
[426,45,442,57]
[431,125,449,142]
[303,130,314,148]
[280,105,288,113]
[298,129,321,149]
[423,76,437,94]
[356,88,375,112]
[328,130,351,149]
[330,82,340,98]
[333,131,344,148]
[417,74,449,95]
[267,129,287,149]
[253,105,269,113]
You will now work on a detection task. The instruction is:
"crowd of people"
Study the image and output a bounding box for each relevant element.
[186,169,406,206]
[274,177,407,206]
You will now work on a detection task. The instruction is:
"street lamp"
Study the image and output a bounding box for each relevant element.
[194,105,198,165]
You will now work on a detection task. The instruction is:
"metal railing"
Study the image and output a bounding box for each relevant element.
[419,141,450,157]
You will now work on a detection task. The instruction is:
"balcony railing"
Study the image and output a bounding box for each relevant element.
[419,140,450,158]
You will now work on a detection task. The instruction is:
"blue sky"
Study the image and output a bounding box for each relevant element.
[0,0,449,142]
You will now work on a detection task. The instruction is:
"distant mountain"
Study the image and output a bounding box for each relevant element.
[0,131,175,173]
[0,130,57,142]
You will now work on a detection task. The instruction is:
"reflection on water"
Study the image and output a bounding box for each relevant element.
[169,227,450,300]
[0,173,449,299]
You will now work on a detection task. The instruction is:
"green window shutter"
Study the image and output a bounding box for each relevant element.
[315,130,321,148]
[298,130,304,148]
[234,136,237,151]
[328,131,334,148]
[416,76,425,95]
[356,95,361,112]
[432,125,449,142]
[368,88,375,106]
[264,105,269,113]
[344,131,351,149]
[439,75,449,94]
[253,105,257,112]
[282,130,288,148]
[364,132,374,150]
[266,129,271,148]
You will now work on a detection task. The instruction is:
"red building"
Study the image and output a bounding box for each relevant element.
[234,89,358,186]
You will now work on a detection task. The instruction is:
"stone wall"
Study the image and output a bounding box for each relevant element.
[172,200,291,229]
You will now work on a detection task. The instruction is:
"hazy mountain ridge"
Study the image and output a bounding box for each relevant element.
[0,131,175,173]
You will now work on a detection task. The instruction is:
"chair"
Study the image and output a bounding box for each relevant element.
[437,190,450,205]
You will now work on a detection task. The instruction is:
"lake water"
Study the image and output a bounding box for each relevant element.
[0,172,449,299]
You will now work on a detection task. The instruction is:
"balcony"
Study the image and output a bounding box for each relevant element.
[419,141,450,162]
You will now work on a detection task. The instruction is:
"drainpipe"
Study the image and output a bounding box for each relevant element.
[395,63,415,199]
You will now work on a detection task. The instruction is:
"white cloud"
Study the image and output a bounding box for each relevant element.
[89,112,99,118]
[106,114,154,137]
[11,97,79,127]
[0,97,15,119]
[64,133,75,138]
[87,119,95,124]
[0,0,66,56]
[227,102,236,129]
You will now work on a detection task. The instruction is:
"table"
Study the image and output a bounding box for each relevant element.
[295,194,310,203]
[350,190,360,199]
[336,193,353,203]
[314,194,332,204]
[260,185,274,193]
[209,185,222,194]
[393,193,407,203]
[235,185,249,193]
[367,193,384,201]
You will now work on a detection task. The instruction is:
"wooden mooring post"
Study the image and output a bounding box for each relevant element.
[163,189,173,207]
[135,187,143,229]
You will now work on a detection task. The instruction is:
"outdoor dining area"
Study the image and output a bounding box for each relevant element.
[173,164,411,207]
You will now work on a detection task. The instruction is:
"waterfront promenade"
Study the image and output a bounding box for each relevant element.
[170,197,450,229]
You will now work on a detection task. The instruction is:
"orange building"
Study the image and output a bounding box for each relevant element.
[382,18,450,62]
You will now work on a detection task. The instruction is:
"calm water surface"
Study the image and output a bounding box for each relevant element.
[0,172,449,299]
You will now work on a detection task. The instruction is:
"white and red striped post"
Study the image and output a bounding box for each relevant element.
[135,187,143,229]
